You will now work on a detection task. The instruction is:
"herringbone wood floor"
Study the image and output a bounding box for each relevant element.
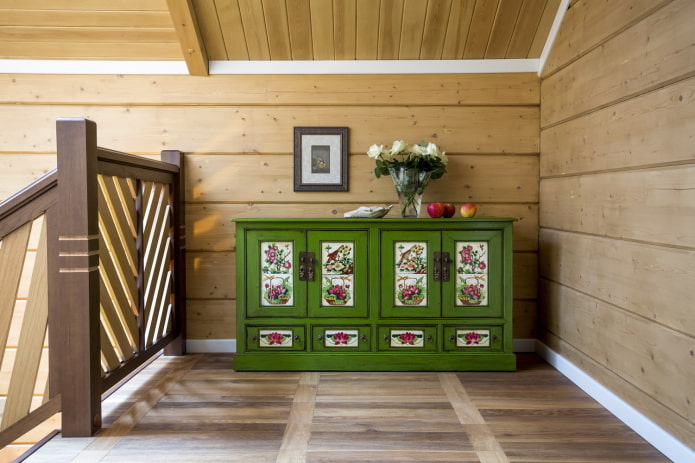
[20,354,668,462]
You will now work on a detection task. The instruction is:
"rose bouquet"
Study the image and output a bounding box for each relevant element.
[367,140,448,217]
[367,140,448,179]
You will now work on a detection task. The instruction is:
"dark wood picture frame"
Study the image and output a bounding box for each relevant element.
[293,126,348,191]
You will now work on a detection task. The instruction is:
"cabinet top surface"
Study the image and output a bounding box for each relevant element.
[233,218,516,224]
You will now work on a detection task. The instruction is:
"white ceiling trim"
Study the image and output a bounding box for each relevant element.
[538,0,571,76]
[0,58,539,75]
[210,59,540,74]
[0,59,190,75]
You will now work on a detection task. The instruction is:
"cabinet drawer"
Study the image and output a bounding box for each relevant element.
[246,326,306,351]
[443,326,503,351]
[377,326,438,351]
[311,326,372,352]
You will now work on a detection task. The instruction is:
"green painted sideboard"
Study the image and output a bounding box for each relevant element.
[233,218,516,371]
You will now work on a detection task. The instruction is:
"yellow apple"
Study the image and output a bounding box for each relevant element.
[460,203,477,218]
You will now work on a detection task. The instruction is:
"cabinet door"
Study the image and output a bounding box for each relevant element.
[380,231,442,318]
[307,230,368,318]
[441,231,503,318]
[246,230,307,317]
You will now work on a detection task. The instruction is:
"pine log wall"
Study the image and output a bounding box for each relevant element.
[0,73,540,347]
[539,0,694,448]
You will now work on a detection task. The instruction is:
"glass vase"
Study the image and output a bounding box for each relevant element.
[388,167,431,218]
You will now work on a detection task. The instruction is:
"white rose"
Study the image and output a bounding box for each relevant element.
[425,142,440,157]
[410,144,425,156]
[390,140,407,155]
[367,144,384,158]
[438,152,448,164]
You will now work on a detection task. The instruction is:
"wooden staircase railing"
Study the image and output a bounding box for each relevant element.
[0,170,59,448]
[0,118,186,445]
[55,118,186,436]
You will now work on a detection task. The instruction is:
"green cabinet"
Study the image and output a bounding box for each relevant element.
[234,218,515,371]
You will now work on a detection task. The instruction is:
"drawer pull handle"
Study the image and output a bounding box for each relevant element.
[252,335,258,341]
[383,334,389,341]
[294,335,300,340]
[491,334,498,342]
[360,334,367,341]
[317,334,323,341]
[449,334,455,342]
[427,335,433,342]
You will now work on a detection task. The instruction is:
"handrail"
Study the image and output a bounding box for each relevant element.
[0,169,57,240]
[97,147,179,173]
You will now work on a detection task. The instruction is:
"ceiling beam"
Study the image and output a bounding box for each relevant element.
[166,0,208,76]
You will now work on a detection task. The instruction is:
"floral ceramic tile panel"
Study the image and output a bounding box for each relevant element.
[322,242,354,274]
[321,242,354,307]
[456,242,488,306]
[457,274,488,305]
[324,329,359,347]
[389,329,424,347]
[262,241,293,274]
[395,242,427,273]
[394,241,427,306]
[456,329,490,347]
[396,274,427,306]
[456,242,487,274]
[259,330,293,347]
[261,241,294,306]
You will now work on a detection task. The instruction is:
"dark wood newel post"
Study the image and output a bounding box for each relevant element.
[161,150,186,356]
[55,118,102,436]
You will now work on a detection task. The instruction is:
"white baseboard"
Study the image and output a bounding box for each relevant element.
[186,338,537,354]
[536,341,694,463]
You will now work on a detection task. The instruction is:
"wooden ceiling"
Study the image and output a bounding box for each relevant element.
[0,0,562,75]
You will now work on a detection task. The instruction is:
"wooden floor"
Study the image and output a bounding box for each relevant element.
[19,354,668,463]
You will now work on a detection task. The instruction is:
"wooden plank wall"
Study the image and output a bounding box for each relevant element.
[0,72,540,346]
[539,0,694,448]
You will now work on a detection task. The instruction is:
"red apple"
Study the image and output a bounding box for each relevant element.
[460,203,477,218]
[426,202,445,218]
[443,203,456,218]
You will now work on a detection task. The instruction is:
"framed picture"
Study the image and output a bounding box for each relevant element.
[293,126,348,191]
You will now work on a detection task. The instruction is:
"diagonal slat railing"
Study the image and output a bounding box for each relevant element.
[0,118,185,446]
[142,181,174,348]
[3,219,49,427]
[0,171,59,448]
[98,174,138,369]
[56,118,186,437]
